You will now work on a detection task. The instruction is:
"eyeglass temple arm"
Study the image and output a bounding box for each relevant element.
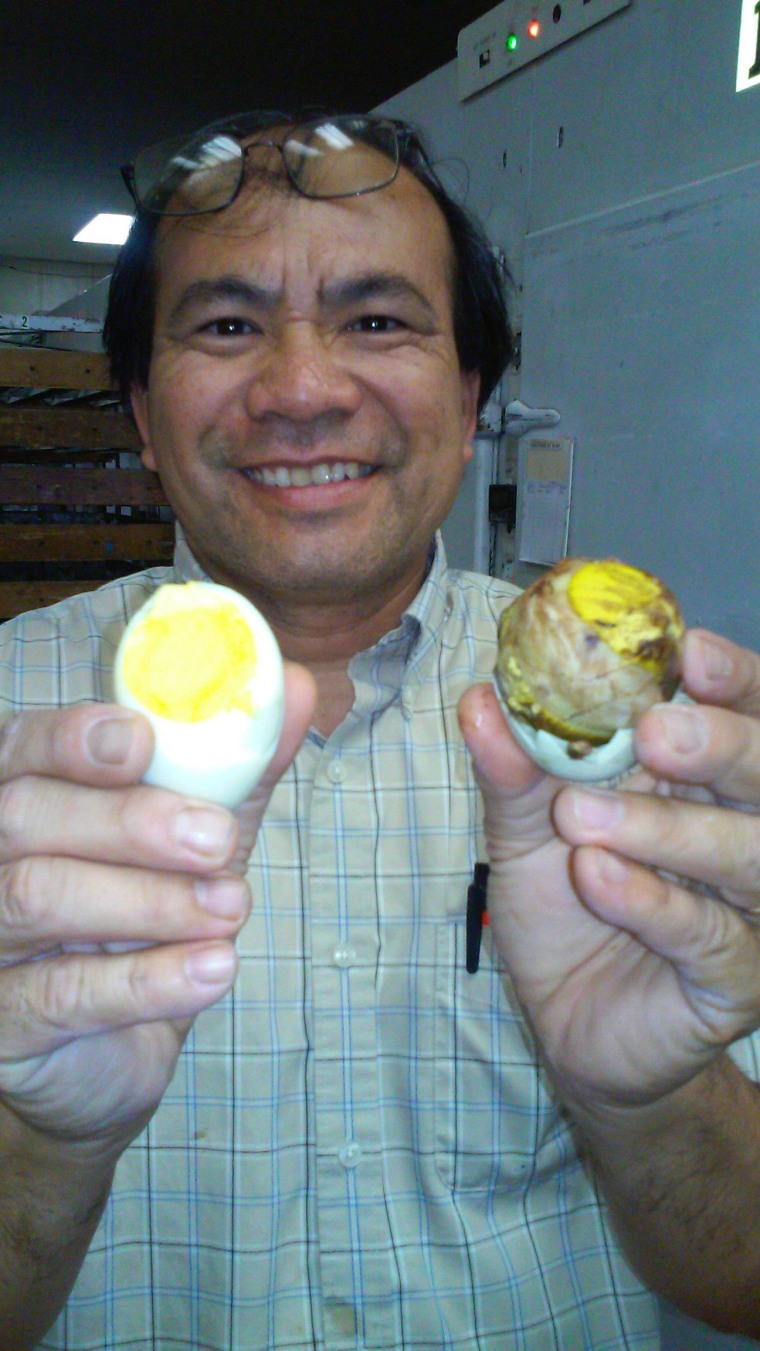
[120,164,139,205]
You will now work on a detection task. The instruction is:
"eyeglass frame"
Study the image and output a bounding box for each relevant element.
[120,111,430,217]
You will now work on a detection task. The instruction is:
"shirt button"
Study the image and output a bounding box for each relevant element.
[338,1140,362,1169]
[327,759,346,784]
[333,944,357,969]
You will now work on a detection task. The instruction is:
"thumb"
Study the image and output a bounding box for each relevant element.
[458,681,542,795]
[232,661,317,869]
[458,682,557,850]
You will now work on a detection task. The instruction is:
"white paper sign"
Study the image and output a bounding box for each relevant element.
[518,436,574,566]
[736,0,760,92]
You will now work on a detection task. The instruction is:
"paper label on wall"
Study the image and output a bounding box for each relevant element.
[518,436,574,565]
[736,0,760,92]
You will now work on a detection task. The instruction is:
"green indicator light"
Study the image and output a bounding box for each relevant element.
[506,32,519,51]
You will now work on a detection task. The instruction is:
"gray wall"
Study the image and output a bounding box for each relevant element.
[378,0,760,650]
[379,1,760,1347]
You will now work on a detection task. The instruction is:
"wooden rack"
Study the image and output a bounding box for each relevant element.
[0,345,174,621]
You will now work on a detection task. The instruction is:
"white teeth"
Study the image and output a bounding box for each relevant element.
[248,462,371,487]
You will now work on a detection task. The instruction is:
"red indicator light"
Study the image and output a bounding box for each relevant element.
[527,19,541,38]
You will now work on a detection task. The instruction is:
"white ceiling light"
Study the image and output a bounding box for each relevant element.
[73,213,134,244]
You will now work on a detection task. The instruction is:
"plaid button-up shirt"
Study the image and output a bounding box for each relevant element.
[5,533,755,1350]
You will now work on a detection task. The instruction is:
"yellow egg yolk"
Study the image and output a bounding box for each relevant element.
[121,587,258,721]
[568,560,678,673]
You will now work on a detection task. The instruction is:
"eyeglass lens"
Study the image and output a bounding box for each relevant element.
[136,132,244,214]
[280,120,399,198]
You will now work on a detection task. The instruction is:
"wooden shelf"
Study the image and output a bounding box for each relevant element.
[0,345,174,620]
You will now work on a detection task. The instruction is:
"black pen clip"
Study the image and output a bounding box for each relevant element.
[466,862,490,974]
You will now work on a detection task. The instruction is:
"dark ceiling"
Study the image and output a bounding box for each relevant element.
[0,0,493,266]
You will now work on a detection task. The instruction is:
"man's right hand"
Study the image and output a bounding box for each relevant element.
[0,663,315,1153]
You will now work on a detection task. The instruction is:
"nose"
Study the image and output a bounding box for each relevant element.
[243,324,362,424]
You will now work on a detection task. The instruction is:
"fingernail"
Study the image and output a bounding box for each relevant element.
[195,876,249,918]
[572,788,624,830]
[694,632,732,682]
[185,943,237,985]
[174,806,235,858]
[660,703,707,756]
[87,714,135,765]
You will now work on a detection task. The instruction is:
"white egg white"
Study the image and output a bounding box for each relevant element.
[114,582,285,807]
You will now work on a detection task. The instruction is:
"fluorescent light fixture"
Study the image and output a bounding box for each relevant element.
[73,213,134,244]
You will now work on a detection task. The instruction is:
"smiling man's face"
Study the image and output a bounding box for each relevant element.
[131,167,479,625]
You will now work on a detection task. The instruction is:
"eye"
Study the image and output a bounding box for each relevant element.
[349,314,405,334]
[201,317,258,337]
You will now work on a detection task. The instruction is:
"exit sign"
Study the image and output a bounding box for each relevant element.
[737,0,760,91]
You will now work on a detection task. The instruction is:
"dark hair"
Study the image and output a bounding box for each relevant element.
[104,111,513,415]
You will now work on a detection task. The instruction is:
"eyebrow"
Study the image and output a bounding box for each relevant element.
[320,273,439,325]
[167,276,273,326]
[167,271,439,327]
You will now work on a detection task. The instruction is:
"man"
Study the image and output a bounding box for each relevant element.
[1,110,759,1350]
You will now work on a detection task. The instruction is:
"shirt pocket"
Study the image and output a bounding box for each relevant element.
[433,917,560,1194]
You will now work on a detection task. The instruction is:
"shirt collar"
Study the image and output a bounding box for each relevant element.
[343,533,453,721]
[173,522,209,583]
[401,531,452,654]
[172,523,451,647]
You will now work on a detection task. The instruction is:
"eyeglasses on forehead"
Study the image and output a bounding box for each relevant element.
[121,112,427,217]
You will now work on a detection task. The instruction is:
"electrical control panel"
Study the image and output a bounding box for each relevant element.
[457,0,631,101]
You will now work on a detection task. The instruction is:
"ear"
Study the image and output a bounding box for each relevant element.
[130,384,157,472]
[460,370,481,465]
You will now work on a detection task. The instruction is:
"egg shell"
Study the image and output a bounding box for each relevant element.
[495,678,636,782]
[495,681,694,783]
[114,582,285,807]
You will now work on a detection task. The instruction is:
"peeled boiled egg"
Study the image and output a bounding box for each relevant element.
[114,580,284,806]
[494,557,685,782]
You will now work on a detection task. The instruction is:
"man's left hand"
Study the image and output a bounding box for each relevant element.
[458,628,760,1114]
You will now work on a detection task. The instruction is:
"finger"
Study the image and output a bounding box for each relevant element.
[572,846,760,1035]
[635,700,760,805]
[0,704,155,788]
[0,776,238,871]
[554,785,760,909]
[0,857,251,960]
[682,629,760,719]
[458,680,539,794]
[458,682,557,853]
[458,683,542,794]
[0,941,239,1060]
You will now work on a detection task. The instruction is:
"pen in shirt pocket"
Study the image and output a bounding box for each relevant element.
[466,862,489,974]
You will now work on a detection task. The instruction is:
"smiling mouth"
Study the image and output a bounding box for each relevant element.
[244,461,375,488]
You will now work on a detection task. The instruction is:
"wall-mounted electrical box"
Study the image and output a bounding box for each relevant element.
[458,0,631,101]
